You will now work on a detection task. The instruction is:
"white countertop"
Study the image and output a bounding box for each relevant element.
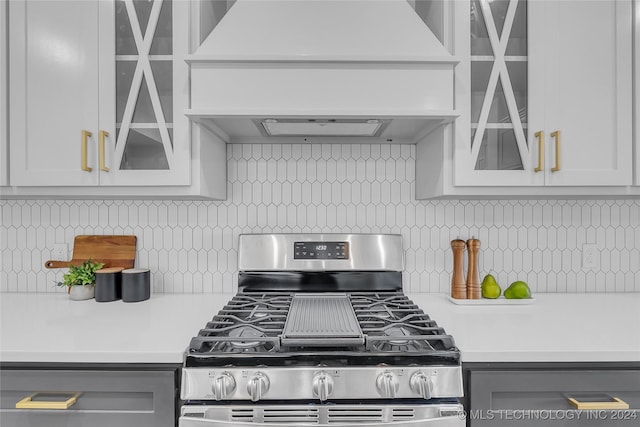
[0,292,234,364]
[1,292,639,364]
[409,293,640,363]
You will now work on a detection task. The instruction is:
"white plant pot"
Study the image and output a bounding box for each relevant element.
[69,285,95,301]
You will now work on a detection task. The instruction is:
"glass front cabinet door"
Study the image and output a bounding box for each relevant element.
[101,0,189,186]
[456,0,538,186]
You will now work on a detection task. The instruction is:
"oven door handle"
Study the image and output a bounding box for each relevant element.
[179,415,465,427]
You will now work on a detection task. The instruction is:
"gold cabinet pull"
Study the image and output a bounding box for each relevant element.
[81,130,93,172]
[99,130,110,172]
[568,396,629,410]
[551,130,561,172]
[15,392,81,410]
[534,131,544,172]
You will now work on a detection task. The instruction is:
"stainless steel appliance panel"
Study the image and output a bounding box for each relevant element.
[238,234,404,271]
[180,403,465,427]
[181,366,463,401]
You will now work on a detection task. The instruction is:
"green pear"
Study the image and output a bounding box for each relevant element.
[504,281,532,299]
[481,273,501,299]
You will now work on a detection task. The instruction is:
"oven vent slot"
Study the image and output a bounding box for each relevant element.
[232,408,320,424]
[392,408,415,420]
[264,409,320,424]
[327,408,384,423]
[231,409,255,421]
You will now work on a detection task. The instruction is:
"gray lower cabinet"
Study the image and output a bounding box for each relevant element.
[0,366,178,427]
[467,367,640,427]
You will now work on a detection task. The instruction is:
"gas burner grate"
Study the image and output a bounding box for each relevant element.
[187,290,458,358]
[188,292,292,355]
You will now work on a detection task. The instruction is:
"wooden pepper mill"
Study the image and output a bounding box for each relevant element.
[451,239,467,299]
[466,237,481,299]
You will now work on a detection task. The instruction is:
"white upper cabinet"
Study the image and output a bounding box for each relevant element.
[10,0,101,186]
[534,0,632,186]
[0,0,7,187]
[636,0,640,186]
[8,0,191,188]
[454,0,633,188]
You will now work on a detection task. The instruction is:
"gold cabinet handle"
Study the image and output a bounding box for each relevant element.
[81,130,93,172]
[99,130,110,172]
[551,130,561,172]
[15,392,81,410]
[534,131,544,172]
[568,396,629,410]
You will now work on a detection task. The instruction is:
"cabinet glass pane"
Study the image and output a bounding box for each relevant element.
[115,1,137,55]
[120,129,169,170]
[471,0,492,55]
[506,61,527,127]
[471,61,492,124]
[116,61,136,124]
[132,76,156,123]
[488,0,510,38]
[505,0,527,56]
[475,129,524,170]
[488,80,510,123]
[150,0,172,55]
[133,0,153,37]
[150,61,173,123]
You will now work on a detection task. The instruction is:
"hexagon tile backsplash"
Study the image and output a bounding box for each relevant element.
[1,144,639,294]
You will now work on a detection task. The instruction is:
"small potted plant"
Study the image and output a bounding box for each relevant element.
[57,259,105,301]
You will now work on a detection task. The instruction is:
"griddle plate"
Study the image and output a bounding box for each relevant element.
[281,293,364,346]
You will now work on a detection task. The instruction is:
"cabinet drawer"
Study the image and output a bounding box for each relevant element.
[469,370,640,427]
[0,369,176,427]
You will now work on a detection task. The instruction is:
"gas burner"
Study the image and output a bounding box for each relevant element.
[228,325,267,349]
[384,325,413,345]
[368,304,394,319]
[364,324,438,353]
[249,304,271,318]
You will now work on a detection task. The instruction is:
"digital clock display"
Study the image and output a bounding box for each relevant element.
[294,241,349,260]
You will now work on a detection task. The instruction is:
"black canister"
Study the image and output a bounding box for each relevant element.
[95,267,124,302]
[121,268,151,302]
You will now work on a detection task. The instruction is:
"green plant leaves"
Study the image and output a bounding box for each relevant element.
[57,259,105,287]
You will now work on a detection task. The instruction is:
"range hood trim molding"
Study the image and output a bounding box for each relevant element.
[185,54,461,64]
[185,109,461,120]
[186,112,460,144]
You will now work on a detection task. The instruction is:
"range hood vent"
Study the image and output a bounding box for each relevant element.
[186,0,459,143]
[258,119,388,137]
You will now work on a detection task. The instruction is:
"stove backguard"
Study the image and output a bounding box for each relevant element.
[238,234,404,274]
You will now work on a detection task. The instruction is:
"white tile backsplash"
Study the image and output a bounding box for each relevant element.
[1,143,639,294]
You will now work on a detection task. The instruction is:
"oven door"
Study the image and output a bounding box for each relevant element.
[179,403,465,427]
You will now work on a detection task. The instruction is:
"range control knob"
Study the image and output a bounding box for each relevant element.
[375,371,400,398]
[246,372,270,402]
[211,372,236,401]
[409,371,434,400]
[312,372,334,402]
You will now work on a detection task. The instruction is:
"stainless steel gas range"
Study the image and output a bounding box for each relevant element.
[180,234,464,427]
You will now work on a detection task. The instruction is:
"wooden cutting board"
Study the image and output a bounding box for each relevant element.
[45,235,137,269]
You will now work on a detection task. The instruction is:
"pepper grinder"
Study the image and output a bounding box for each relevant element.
[451,238,467,299]
[466,237,481,299]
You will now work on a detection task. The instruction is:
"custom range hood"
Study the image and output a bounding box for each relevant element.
[186,0,459,143]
